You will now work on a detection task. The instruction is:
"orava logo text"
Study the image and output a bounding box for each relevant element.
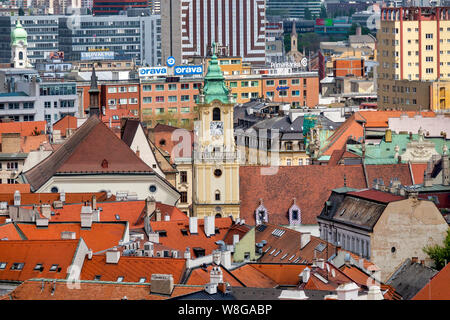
[139,67,168,75]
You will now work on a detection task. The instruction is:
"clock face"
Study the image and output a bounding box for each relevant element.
[210,121,224,137]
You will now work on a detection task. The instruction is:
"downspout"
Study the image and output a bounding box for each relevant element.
[362,160,369,188]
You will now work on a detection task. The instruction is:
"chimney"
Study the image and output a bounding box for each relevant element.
[213,250,221,265]
[411,257,418,264]
[300,232,311,249]
[80,205,93,228]
[41,204,51,219]
[184,247,191,259]
[59,190,66,203]
[145,196,156,218]
[150,274,174,295]
[189,217,198,234]
[148,232,159,244]
[204,215,215,237]
[87,250,93,260]
[136,147,140,158]
[92,209,100,222]
[143,242,154,257]
[336,282,359,300]
[210,266,224,285]
[423,171,433,187]
[358,258,364,269]
[61,231,76,240]
[220,250,232,269]
[300,267,310,283]
[205,283,218,295]
[91,195,97,210]
[164,214,170,221]
[106,248,120,264]
[317,258,325,269]
[14,190,21,206]
[367,286,384,300]
[155,208,162,221]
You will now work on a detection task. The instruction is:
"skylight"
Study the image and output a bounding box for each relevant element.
[315,243,326,252]
[273,250,282,257]
[94,275,101,281]
[256,224,267,232]
[49,264,59,272]
[115,214,120,220]
[139,277,146,283]
[11,263,24,270]
[0,262,6,270]
[34,263,43,271]
[264,246,272,253]
[117,276,124,282]
[271,228,286,238]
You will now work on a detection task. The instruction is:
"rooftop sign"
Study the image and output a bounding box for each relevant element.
[139,67,168,77]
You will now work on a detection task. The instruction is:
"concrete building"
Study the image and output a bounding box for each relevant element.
[92,0,149,15]
[377,6,450,110]
[266,0,321,19]
[317,188,449,282]
[161,0,266,65]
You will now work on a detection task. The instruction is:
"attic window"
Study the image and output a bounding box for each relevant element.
[94,275,101,281]
[273,250,282,257]
[11,263,24,270]
[315,243,326,252]
[159,139,166,146]
[101,159,109,168]
[288,255,296,261]
[34,263,43,271]
[269,248,277,255]
[115,214,120,220]
[139,277,146,283]
[0,262,7,269]
[49,264,59,272]
[193,247,205,257]
[156,230,167,237]
[181,229,188,236]
[293,258,301,263]
[280,253,288,260]
[117,276,124,282]
[215,227,220,234]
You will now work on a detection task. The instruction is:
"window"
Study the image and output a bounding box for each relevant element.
[23,102,34,109]
[266,91,274,97]
[143,85,152,91]
[168,96,177,102]
[0,262,6,270]
[23,115,34,121]
[292,79,300,85]
[213,108,221,121]
[425,33,433,39]
[180,95,189,101]
[139,277,146,283]
[214,169,222,177]
[426,57,433,62]
[94,275,101,281]
[117,276,124,282]
[426,68,434,74]
[426,45,433,50]
[215,190,221,201]
[180,191,188,203]
[168,107,177,113]
[181,83,189,90]
[180,171,187,183]
[279,80,287,85]
[181,107,190,113]
[128,86,138,92]
[279,90,288,97]
[143,97,152,104]
[230,81,237,88]
[168,84,177,91]
[155,96,164,103]
[11,263,24,270]
[149,185,157,193]
[250,81,258,87]
[7,162,18,170]
[108,99,116,105]
[241,92,249,99]
[8,103,19,109]
[266,80,275,86]
[155,84,164,91]
[292,90,300,96]
[129,98,138,104]
[286,159,291,166]
[241,81,249,87]
[108,87,117,93]
[49,264,59,271]
[34,263,43,271]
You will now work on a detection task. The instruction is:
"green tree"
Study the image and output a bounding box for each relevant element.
[283,33,292,53]
[423,229,450,270]
[304,8,312,20]
[320,4,327,18]
[298,32,320,52]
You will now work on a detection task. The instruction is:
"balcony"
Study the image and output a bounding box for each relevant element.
[193,151,239,162]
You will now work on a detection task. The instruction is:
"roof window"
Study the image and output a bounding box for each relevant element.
[11,263,24,270]
[139,277,146,283]
[34,263,44,271]
[0,262,7,269]
[117,276,124,282]
[94,275,101,281]
[49,264,59,272]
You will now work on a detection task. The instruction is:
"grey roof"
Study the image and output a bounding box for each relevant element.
[385,258,438,300]
[348,34,376,44]
[121,118,140,147]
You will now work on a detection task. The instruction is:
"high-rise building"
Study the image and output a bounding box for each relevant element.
[266,0,321,19]
[161,0,266,65]
[377,6,450,110]
[92,0,149,15]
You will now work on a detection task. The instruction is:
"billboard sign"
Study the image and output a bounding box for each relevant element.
[80,51,115,60]
[167,56,176,67]
[174,65,203,75]
[139,67,168,77]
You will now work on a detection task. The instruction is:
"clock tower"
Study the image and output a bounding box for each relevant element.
[192,44,240,219]
[11,20,32,69]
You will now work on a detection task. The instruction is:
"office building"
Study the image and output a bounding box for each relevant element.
[92,0,149,15]
[266,0,321,19]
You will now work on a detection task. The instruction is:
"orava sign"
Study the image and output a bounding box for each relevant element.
[139,67,168,76]
[174,65,203,75]
[276,86,290,91]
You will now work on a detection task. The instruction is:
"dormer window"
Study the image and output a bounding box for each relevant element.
[255,200,268,225]
[288,198,301,225]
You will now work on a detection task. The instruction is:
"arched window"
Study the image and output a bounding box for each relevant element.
[215,213,222,218]
[19,51,23,60]
[213,107,221,121]
[215,190,221,201]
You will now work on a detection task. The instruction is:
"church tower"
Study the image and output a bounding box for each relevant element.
[11,20,32,69]
[87,66,101,117]
[192,44,240,219]
[287,21,303,63]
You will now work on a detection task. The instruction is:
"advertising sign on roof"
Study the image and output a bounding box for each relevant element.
[174,65,203,75]
[139,67,168,77]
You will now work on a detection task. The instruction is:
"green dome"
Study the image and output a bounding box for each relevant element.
[202,50,231,104]
[11,20,28,46]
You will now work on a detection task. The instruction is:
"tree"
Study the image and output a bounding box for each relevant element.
[423,229,450,270]
[304,8,312,20]
[320,4,327,18]
[18,7,24,16]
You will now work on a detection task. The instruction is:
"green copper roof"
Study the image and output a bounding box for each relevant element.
[202,44,230,104]
[11,20,28,46]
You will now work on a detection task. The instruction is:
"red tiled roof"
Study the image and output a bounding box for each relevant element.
[13,222,127,253]
[0,239,80,282]
[410,163,428,184]
[0,223,24,240]
[150,124,194,162]
[149,217,233,256]
[347,189,406,203]
[321,114,365,156]
[230,264,278,288]
[21,135,49,152]
[413,263,450,300]
[246,264,308,285]
[0,184,30,194]
[186,265,244,287]
[52,115,78,137]
[80,255,187,284]
[0,191,115,206]
[3,279,203,300]
[239,164,413,225]
[0,121,46,142]
[358,111,436,128]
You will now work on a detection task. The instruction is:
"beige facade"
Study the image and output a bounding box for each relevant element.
[193,100,240,220]
[371,198,448,282]
[378,7,450,110]
[175,159,193,214]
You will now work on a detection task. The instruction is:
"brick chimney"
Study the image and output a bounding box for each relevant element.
[150,274,174,295]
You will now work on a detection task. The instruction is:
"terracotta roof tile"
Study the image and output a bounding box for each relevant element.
[358,111,435,128]
[149,217,233,256]
[21,135,49,152]
[186,265,244,287]
[0,121,46,142]
[80,255,187,284]
[246,263,308,285]
[3,279,203,300]
[0,184,30,194]
[239,164,413,225]
[0,223,24,240]
[411,163,428,184]
[346,189,406,203]
[13,222,128,253]
[0,239,80,282]
[321,114,365,156]
[413,263,450,300]
[52,115,78,136]
[230,264,278,288]
[0,191,115,206]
